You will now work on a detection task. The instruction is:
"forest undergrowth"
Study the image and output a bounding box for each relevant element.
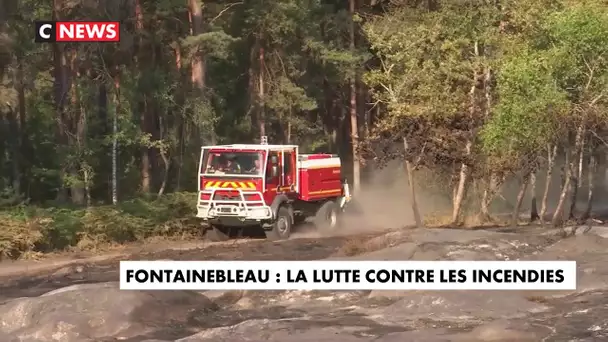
[0,192,199,260]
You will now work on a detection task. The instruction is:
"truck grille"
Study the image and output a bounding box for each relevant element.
[213,194,239,201]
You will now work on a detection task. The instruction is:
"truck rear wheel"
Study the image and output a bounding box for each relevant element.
[205,225,230,242]
[314,200,340,231]
[265,206,292,241]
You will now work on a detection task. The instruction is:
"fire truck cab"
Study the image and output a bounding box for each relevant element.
[197,137,352,241]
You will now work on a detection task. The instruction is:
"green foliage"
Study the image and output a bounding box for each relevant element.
[362,2,501,169]
[182,31,240,59]
[363,3,498,121]
[481,50,569,158]
[482,0,608,163]
[364,0,608,174]
[0,192,199,259]
[543,2,608,105]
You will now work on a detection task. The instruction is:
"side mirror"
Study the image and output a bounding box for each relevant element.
[271,165,279,177]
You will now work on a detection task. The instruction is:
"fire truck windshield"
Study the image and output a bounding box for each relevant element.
[203,151,264,176]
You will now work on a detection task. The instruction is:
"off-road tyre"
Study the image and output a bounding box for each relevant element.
[265,206,293,241]
[205,225,230,242]
[314,200,340,232]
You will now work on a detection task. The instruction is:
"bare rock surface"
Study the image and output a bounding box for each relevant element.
[0,282,217,341]
[0,226,607,341]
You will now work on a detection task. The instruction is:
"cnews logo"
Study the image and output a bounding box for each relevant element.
[35,21,120,43]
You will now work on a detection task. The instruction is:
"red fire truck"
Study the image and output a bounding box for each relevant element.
[196,137,352,241]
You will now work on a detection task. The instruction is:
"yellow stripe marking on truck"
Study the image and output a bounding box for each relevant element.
[239,181,256,190]
[308,189,342,195]
[204,181,256,190]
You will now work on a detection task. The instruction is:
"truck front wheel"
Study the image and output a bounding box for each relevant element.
[265,206,292,241]
[314,200,340,232]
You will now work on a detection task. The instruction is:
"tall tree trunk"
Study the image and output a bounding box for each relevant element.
[149,47,162,192]
[247,44,257,138]
[540,144,557,224]
[97,81,110,200]
[478,64,495,224]
[134,0,150,194]
[188,0,215,144]
[596,151,607,199]
[363,87,370,141]
[569,131,585,219]
[6,108,20,194]
[582,152,596,221]
[553,127,583,227]
[83,166,91,207]
[349,0,361,194]
[452,175,458,204]
[157,116,170,198]
[258,46,266,138]
[52,0,69,202]
[173,42,184,191]
[529,170,539,222]
[79,72,89,207]
[69,50,85,205]
[403,137,422,227]
[552,152,571,227]
[112,72,120,205]
[452,140,472,225]
[0,1,10,80]
[140,109,151,194]
[511,173,529,227]
[16,56,28,195]
[479,183,492,223]
[578,137,585,187]
[189,0,205,91]
[452,40,480,225]
[479,173,502,223]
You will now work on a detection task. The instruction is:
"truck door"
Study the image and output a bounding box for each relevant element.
[282,149,297,192]
[266,151,280,192]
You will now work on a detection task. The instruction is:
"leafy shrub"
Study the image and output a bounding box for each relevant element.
[0,192,200,260]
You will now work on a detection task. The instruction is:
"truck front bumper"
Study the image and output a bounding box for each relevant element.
[197,204,273,221]
[197,188,273,222]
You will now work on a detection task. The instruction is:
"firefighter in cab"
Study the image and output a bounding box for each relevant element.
[223,156,242,173]
[248,155,262,174]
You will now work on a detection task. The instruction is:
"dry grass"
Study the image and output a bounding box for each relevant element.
[422,212,454,227]
[420,208,513,230]
[0,216,46,260]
